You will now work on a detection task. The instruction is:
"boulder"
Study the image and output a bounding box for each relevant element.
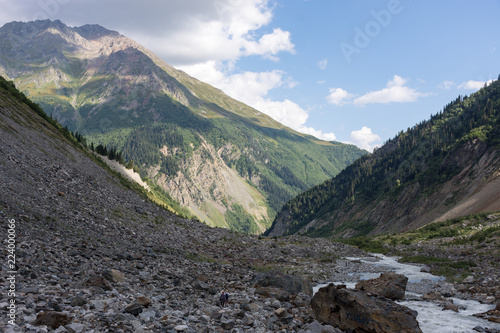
[33,311,72,329]
[355,271,408,300]
[422,291,446,302]
[311,284,422,333]
[82,274,113,291]
[192,280,210,291]
[252,270,313,296]
[442,302,459,312]
[255,286,291,301]
[221,318,235,330]
[66,322,85,333]
[70,296,86,307]
[135,296,152,308]
[102,269,125,283]
[124,302,143,316]
[302,320,343,333]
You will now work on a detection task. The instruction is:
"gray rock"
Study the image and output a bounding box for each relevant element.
[253,270,313,296]
[355,271,408,300]
[124,302,143,316]
[221,318,235,330]
[65,323,85,333]
[311,284,422,333]
[70,296,86,307]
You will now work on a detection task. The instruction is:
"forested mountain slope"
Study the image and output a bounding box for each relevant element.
[267,79,500,238]
[0,20,365,232]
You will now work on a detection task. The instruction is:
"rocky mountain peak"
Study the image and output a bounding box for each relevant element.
[74,23,121,40]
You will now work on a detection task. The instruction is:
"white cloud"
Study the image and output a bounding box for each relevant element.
[142,0,294,66]
[439,80,455,90]
[0,0,294,66]
[353,75,426,105]
[326,88,354,106]
[458,79,493,90]
[318,58,328,70]
[178,64,335,140]
[349,126,381,152]
[244,28,295,61]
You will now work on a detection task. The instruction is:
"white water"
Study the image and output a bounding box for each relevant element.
[345,254,445,283]
[314,254,500,333]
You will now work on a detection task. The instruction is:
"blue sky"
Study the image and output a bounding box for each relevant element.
[0,0,498,150]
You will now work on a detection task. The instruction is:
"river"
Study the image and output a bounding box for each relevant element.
[313,254,500,333]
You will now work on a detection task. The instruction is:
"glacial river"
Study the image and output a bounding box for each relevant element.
[314,254,500,333]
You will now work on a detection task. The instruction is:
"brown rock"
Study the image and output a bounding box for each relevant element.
[82,274,113,291]
[102,269,125,283]
[355,272,408,300]
[275,307,288,317]
[33,311,72,329]
[311,283,422,333]
[473,303,500,323]
[442,302,459,312]
[135,296,152,308]
[255,286,290,301]
[423,291,446,302]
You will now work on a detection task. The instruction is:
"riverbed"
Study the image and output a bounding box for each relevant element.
[314,254,500,333]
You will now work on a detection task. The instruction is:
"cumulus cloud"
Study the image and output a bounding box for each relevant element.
[353,75,426,105]
[326,88,354,106]
[458,79,493,90]
[349,126,381,152]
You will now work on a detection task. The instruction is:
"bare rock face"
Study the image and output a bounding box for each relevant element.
[355,271,408,300]
[311,284,422,333]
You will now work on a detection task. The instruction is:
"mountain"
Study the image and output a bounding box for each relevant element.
[0,19,366,232]
[267,79,500,238]
[0,73,370,332]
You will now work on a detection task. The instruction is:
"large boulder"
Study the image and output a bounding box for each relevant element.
[252,270,313,296]
[355,271,408,300]
[311,284,422,333]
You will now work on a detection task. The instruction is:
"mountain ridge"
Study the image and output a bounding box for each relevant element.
[267,80,500,238]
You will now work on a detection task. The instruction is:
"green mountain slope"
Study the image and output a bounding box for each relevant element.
[0,20,366,232]
[267,79,500,238]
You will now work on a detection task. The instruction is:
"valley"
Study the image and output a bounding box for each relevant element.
[0,20,365,232]
[0,11,499,332]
